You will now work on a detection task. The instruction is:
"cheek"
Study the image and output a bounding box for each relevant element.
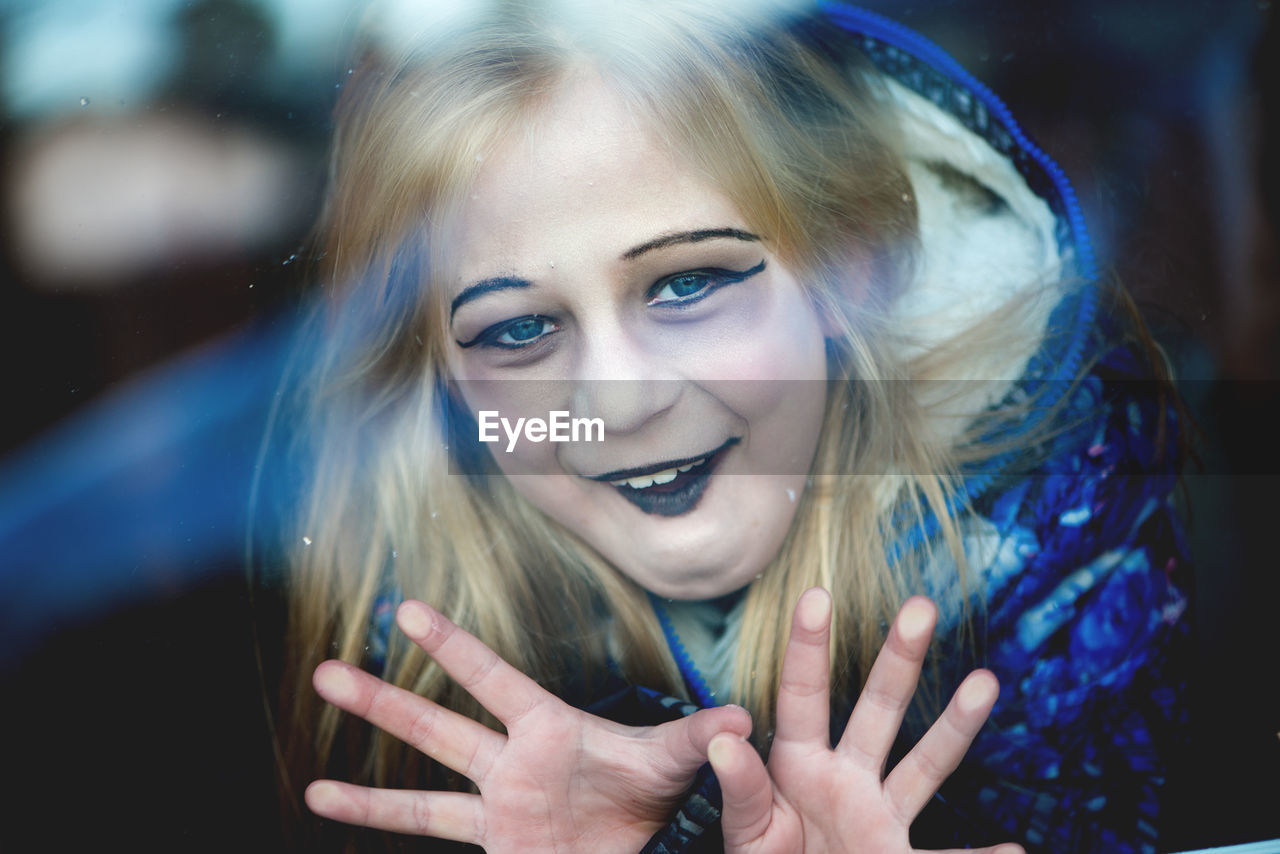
[689,307,830,433]
[688,290,829,382]
[738,382,828,470]
[457,379,578,474]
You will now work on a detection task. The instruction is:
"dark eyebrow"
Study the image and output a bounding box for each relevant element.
[450,275,533,321]
[621,228,761,261]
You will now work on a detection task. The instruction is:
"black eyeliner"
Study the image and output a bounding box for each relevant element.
[456,315,556,350]
[456,259,766,349]
[647,259,767,307]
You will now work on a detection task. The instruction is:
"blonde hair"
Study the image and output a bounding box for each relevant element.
[272,1,1058,846]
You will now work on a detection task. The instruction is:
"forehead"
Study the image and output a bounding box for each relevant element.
[452,79,746,278]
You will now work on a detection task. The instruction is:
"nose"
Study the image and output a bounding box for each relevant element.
[570,327,683,436]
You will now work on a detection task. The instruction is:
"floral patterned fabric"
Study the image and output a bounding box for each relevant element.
[907,343,1192,853]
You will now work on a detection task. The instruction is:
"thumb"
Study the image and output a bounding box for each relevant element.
[655,703,753,777]
[708,733,775,850]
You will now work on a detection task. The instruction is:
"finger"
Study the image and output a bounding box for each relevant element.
[397,599,551,726]
[305,779,481,842]
[884,669,1000,823]
[654,703,754,780]
[836,596,936,769]
[707,734,775,850]
[313,660,503,781]
[774,587,834,746]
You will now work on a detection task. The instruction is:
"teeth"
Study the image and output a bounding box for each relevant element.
[610,457,708,489]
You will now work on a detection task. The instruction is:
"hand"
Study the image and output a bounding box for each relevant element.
[304,599,752,853]
[707,589,1024,854]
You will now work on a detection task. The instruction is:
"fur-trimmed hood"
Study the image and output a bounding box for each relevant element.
[822,3,1106,513]
[829,2,1099,384]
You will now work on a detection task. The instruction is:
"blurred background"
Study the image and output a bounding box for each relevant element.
[1,0,1276,850]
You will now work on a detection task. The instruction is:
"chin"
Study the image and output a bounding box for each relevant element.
[627,474,803,598]
[632,564,757,601]
[614,527,773,601]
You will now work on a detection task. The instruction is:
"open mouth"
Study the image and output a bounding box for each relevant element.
[587,438,738,517]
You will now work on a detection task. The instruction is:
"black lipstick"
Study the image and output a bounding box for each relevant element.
[602,439,737,517]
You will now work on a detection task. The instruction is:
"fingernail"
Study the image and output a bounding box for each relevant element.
[397,601,434,639]
[897,598,934,642]
[306,781,342,813]
[707,734,736,768]
[957,672,998,714]
[315,663,358,705]
[797,588,831,632]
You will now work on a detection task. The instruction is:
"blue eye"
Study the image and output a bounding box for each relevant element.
[498,317,549,343]
[457,315,559,350]
[647,260,766,307]
[653,273,710,301]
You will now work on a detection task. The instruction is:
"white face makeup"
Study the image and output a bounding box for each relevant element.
[447,79,831,600]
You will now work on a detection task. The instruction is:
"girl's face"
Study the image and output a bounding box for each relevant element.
[447,80,832,599]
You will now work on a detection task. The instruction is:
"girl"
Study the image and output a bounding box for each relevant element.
[272,2,1190,851]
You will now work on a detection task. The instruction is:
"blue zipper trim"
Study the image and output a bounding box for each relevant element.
[820,1,1099,385]
[650,594,718,708]
[819,2,1104,553]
